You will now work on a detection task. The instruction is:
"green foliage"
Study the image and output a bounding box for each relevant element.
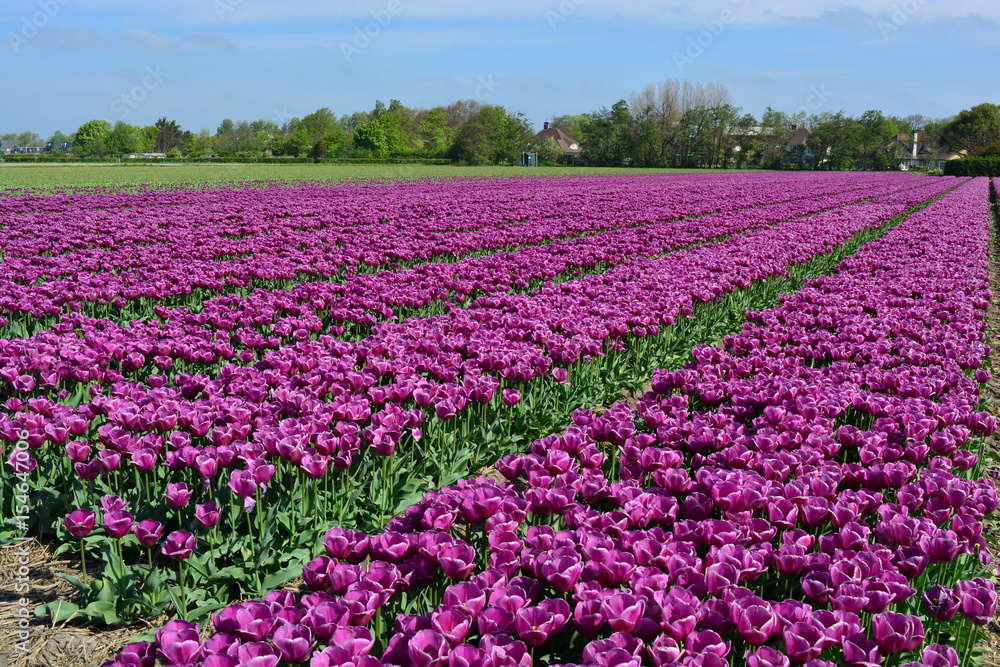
[154,118,184,154]
[943,156,1000,177]
[940,103,1000,156]
[106,121,152,155]
[72,119,113,157]
[578,100,634,167]
[534,136,562,163]
[448,105,532,165]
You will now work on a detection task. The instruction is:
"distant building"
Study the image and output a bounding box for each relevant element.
[529,122,582,162]
[895,131,963,170]
[1,142,45,155]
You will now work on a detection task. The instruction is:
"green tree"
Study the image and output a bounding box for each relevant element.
[72,119,112,157]
[447,104,531,165]
[301,108,338,141]
[806,111,861,170]
[578,100,634,167]
[856,110,899,170]
[183,129,215,155]
[416,107,453,157]
[154,118,184,154]
[249,119,280,135]
[535,136,562,163]
[48,130,71,145]
[731,113,761,169]
[939,103,1000,156]
[281,129,313,157]
[215,119,236,153]
[15,131,44,147]
[550,115,587,142]
[107,121,152,155]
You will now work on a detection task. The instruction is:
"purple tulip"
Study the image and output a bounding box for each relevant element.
[957,579,997,625]
[438,542,476,580]
[163,482,193,510]
[842,632,880,667]
[228,469,258,497]
[600,594,646,634]
[102,509,134,539]
[234,602,276,642]
[745,646,790,667]
[733,603,777,646]
[501,389,521,407]
[872,612,924,653]
[155,620,202,665]
[161,530,195,560]
[923,585,960,622]
[100,495,128,513]
[921,644,959,667]
[64,509,96,538]
[130,519,163,548]
[271,623,314,664]
[236,641,279,667]
[408,629,449,667]
[195,502,221,529]
[782,622,824,664]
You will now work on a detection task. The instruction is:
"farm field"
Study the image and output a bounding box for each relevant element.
[0,164,722,193]
[0,172,998,667]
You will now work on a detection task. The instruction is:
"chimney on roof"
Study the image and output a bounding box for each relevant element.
[543,122,550,130]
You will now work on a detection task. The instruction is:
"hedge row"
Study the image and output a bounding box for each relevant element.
[943,156,1000,177]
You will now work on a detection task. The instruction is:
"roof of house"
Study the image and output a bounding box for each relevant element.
[533,126,582,154]
[787,127,811,147]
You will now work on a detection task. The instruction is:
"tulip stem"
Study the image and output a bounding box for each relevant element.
[208,529,216,563]
[177,560,188,621]
[79,538,87,586]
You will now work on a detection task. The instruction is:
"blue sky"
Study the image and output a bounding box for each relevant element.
[2,0,999,137]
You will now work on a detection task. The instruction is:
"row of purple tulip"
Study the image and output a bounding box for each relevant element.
[100,177,997,666]
[0,173,906,330]
[4,177,960,536]
[0,175,952,404]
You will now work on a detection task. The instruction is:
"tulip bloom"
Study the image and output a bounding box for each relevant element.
[63,509,96,538]
[195,502,221,529]
[161,531,195,560]
[102,509,134,539]
[163,482,193,510]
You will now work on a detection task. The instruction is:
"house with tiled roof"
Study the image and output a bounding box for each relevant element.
[529,122,582,162]
[895,131,963,170]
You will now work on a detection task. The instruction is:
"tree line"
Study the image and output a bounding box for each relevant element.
[8,81,1000,168]
[58,100,533,166]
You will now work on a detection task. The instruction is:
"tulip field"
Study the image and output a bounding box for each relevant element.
[1,172,998,667]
